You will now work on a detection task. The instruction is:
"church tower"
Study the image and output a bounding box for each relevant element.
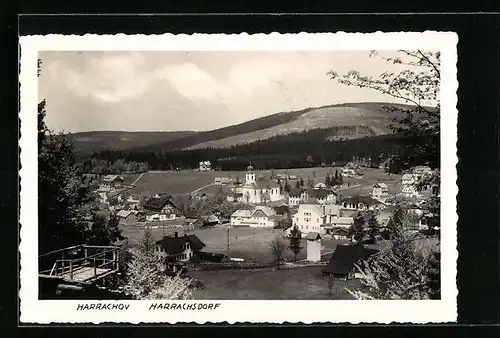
[245,164,256,185]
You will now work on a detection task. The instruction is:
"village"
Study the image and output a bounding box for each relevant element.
[78,159,437,299]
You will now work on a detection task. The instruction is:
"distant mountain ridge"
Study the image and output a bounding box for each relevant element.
[71,102,426,155]
[70,130,198,154]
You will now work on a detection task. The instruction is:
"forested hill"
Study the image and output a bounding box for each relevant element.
[119,102,413,154]
[69,130,198,155]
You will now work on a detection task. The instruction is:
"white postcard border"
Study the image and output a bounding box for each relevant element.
[19,31,458,324]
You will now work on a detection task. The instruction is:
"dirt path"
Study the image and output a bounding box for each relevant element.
[131,172,146,186]
[191,183,215,194]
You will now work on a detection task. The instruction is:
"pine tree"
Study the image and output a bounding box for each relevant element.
[299,177,305,188]
[427,248,441,299]
[295,180,301,189]
[349,212,366,243]
[288,225,303,262]
[366,211,379,243]
[325,173,331,187]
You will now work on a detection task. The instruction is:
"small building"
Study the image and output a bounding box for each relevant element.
[340,196,382,211]
[156,232,206,263]
[322,245,379,280]
[288,188,309,206]
[309,188,337,204]
[330,227,350,240]
[198,214,220,227]
[143,195,182,222]
[101,175,124,189]
[411,165,432,177]
[288,175,298,180]
[372,183,389,201]
[314,183,327,189]
[199,161,212,171]
[306,232,322,262]
[230,206,277,228]
[116,210,138,226]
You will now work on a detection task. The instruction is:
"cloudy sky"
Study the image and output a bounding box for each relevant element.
[39,51,415,133]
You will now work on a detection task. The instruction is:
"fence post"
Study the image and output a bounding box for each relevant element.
[84,247,88,265]
[113,250,117,270]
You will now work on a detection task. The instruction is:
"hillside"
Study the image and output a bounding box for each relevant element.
[126,102,417,154]
[69,130,198,154]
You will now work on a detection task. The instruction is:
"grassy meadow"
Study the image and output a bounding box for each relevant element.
[124,166,401,198]
[189,266,359,300]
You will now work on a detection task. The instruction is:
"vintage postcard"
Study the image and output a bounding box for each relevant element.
[19,32,458,324]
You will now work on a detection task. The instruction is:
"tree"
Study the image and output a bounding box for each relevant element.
[306,176,315,189]
[38,60,118,255]
[245,191,250,204]
[288,225,303,262]
[269,237,288,269]
[124,227,192,300]
[328,50,440,169]
[346,229,433,300]
[427,247,441,299]
[325,173,331,187]
[306,155,314,167]
[366,211,379,243]
[284,180,291,192]
[295,180,301,189]
[299,177,305,188]
[328,50,441,238]
[327,275,335,298]
[349,212,366,243]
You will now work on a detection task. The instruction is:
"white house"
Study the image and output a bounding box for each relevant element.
[288,204,349,237]
[199,161,212,171]
[314,183,327,189]
[401,173,420,198]
[230,206,277,228]
[234,165,282,204]
[372,183,389,201]
[309,188,337,204]
[288,188,309,206]
[143,196,182,222]
[100,175,124,190]
[156,232,206,264]
[340,196,382,211]
[411,165,432,177]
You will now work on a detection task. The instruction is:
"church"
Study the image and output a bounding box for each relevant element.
[231,165,282,204]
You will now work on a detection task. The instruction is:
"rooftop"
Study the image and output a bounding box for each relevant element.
[156,233,205,255]
[322,245,379,276]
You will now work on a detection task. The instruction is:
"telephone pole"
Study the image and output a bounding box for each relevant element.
[227,226,230,251]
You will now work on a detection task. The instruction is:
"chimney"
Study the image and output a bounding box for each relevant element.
[174,232,178,238]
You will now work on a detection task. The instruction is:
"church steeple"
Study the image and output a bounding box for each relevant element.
[246,162,255,184]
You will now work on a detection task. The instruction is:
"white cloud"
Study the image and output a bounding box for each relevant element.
[39,50,436,132]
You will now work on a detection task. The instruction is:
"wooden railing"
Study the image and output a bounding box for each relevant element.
[39,245,120,282]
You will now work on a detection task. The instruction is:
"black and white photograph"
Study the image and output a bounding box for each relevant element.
[20,32,458,323]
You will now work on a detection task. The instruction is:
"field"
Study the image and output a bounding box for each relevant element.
[122,226,348,263]
[126,166,401,198]
[189,266,358,300]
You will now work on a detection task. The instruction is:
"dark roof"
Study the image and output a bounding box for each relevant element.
[341,195,381,206]
[289,188,305,197]
[322,245,379,276]
[143,196,179,212]
[273,205,289,215]
[306,232,321,240]
[309,188,335,199]
[156,234,206,255]
[253,177,279,189]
